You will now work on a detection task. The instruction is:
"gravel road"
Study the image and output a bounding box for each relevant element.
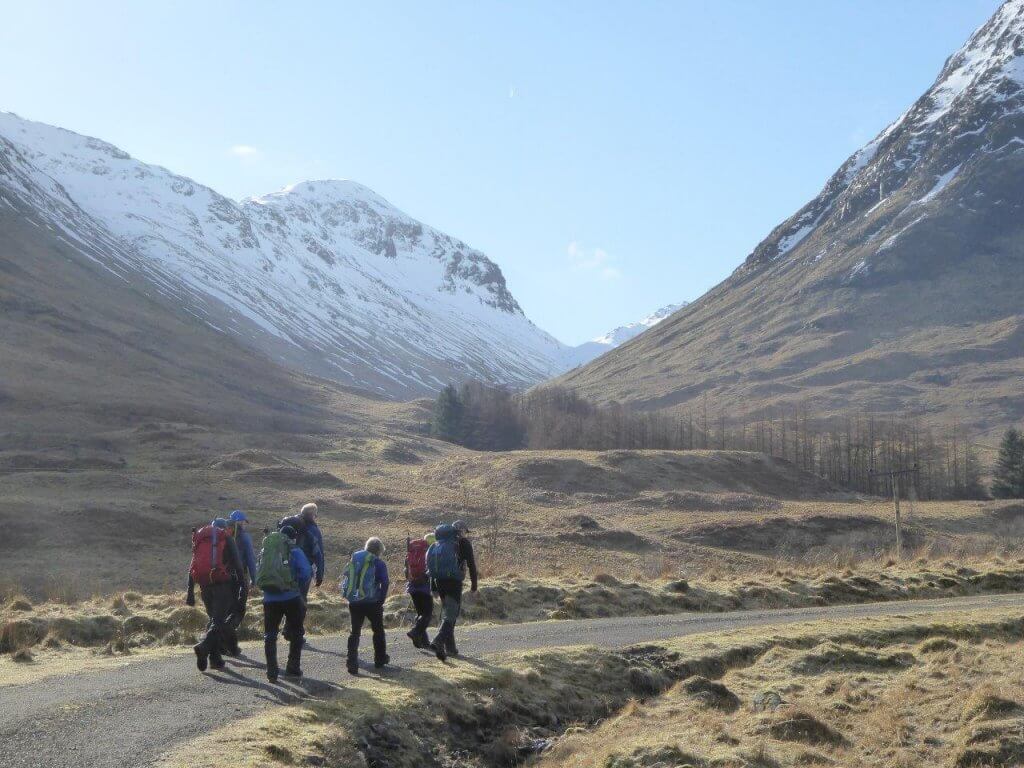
[2,592,1022,767]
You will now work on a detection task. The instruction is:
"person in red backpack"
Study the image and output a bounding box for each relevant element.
[186,517,245,671]
[405,532,435,650]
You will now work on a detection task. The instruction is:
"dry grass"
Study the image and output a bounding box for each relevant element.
[158,605,1024,768]
[6,556,1024,659]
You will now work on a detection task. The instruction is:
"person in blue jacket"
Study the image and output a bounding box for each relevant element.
[263,525,312,682]
[230,510,259,586]
[225,510,258,656]
[278,502,325,597]
[343,537,390,675]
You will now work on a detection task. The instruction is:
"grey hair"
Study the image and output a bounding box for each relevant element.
[365,537,385,556]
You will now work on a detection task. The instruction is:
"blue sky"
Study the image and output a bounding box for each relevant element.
[0,0,1001,344]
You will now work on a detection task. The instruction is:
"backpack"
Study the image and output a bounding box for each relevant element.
[189,524,231,587]
[406,538,430,585]
[256,531,297,593]
[427,524,463,581]
[341,550,380,603]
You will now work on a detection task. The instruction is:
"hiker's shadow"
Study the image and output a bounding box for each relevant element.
[206,667,299,704]
[227,654,266,670]
[447,654,492,670]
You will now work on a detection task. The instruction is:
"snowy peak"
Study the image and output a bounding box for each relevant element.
[561,302,687,369]
[743,0,1024,273]
[0,110,565,397]
[592,303,686,345]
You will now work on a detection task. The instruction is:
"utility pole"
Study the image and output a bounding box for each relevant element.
[869,464,919,561]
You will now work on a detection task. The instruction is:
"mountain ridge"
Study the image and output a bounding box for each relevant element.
[0,111,567,398]
[557,0,1024,438]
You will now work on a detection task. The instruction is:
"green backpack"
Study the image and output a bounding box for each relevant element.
[256,531,298,593]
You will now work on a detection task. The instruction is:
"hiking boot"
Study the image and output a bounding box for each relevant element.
[267,667,279,683]
[346,663,359,676]
[227,643,242,658]
[284,664,302,678]
[444,638,459,657]
[209,652,226,671]
[429,641,447,662]
[374,654,390,669]
[406,629,423,648]
[194,645,208,672]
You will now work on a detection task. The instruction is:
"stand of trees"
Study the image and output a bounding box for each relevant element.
[430,382,994,500]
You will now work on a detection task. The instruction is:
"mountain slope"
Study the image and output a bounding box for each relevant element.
[558,0,1024,436]
[562,303,687,369]
[0,112,567,398]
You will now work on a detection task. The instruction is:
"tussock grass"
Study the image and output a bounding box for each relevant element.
[6,557,1024,659]
[161,606,1024,768]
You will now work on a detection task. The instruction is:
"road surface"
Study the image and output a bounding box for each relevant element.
[2,592,1023,767]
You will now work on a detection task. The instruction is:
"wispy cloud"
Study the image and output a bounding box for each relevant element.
[228,144,260,159]
[567,241,621,280]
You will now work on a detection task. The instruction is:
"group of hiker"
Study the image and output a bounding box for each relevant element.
[186,502,478,682]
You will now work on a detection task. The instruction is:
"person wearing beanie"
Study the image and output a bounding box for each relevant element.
[186,517,245,672]
[262,524,312,682]
[341,536,390,674]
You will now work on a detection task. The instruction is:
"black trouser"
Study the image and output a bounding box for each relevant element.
[434,579,463,649]
[347,602,387,667]
[410,591,433,639]
[263,597,305,675]
[197,582,238,661]
[225,582,248,650]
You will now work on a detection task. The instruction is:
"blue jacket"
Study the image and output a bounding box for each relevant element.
[306,521,325,579]
[235,528,258,586]
[279,516,325,581]
[262,547,312,603]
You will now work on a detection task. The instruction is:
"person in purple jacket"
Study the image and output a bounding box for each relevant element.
[342,537,390,675]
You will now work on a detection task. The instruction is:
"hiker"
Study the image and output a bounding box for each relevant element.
[427,520,478,660]
[258,524,312,682]
[225,510,258,656]
[341,537,390,675]
[405,532,436,649]
[186,517,245,671]
[278,502,325,597]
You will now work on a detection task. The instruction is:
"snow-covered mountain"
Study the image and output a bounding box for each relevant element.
[559,0,1024,436]
[0,111,569,398]
[562,303,686,369]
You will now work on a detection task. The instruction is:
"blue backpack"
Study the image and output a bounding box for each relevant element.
[427,524,463,581]
[341,550,380,603]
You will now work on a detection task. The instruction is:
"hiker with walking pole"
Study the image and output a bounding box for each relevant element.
[427,520,478,660]
[187,517,245,672]
[405,531,436,650]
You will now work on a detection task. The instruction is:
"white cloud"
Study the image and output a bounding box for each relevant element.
[567,241,621,280]
[228,144,260,159]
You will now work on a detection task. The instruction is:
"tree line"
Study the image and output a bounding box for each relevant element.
[429,382,1019,500]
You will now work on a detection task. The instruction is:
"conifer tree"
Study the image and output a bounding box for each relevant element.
[430,384,464,442]
[992,428,1024,498]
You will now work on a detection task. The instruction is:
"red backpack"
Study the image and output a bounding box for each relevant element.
[406,538,430,584]
[189,524,231,587]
